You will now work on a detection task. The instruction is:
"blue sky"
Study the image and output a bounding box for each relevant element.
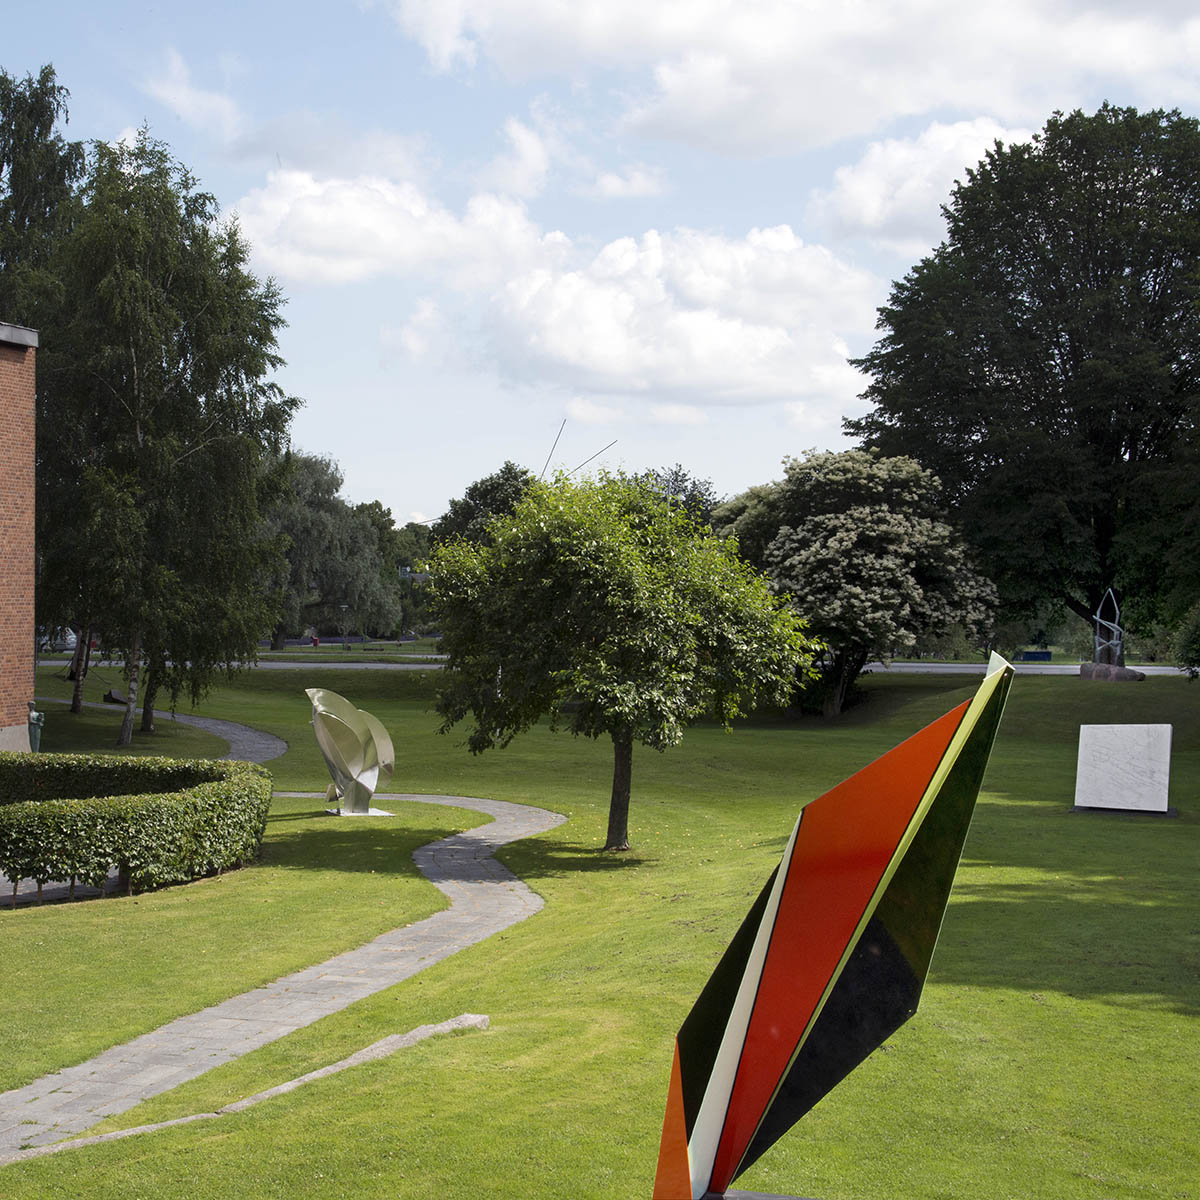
[6,1,1199,522]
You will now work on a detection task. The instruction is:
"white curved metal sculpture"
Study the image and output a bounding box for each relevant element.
[305,688,395,814]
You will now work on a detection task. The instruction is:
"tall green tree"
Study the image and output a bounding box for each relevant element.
[0,63,83,319]
[36,129,298,742]
[431,460,534,544]
[717,451,994,716]
[392,520,433,633]
[263,453,401,646]
[633,463,723,525]
[847,105,1200,654]
[429,474,814,850]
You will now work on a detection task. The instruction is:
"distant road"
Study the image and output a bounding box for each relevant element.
[37,656,444,672]
[251,658,1184,676]
[40,656,1183,677]
[866,660,1182,677]
[249,659,442,671]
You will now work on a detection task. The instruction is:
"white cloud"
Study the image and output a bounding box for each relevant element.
[650,403,708,425]
[586,165,666,199]
[808,118,1033,257]
[389,299,444,359]
[490,225,878,404]
[567,396,627,423]
[477,117,551,197]
[385,1,1200,153]
[238,168,878,411]
[144,48,242,141]
[236,170,566,285]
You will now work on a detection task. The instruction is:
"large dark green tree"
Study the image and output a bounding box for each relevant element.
[633,463,723,525]
[847,104,1200,653]
[36,129,298,742]
[428,474,814,850]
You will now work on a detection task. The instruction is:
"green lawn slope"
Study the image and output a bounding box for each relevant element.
[4,666,1196,1199]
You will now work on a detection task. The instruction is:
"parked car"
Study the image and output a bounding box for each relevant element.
[37,626,77,653]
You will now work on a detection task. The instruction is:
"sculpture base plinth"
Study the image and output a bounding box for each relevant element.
[324,808,394,817]
[1072,804,1177,817]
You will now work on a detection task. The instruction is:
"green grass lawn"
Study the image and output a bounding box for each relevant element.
[34,698,230,758]
[5,666,1198,1199]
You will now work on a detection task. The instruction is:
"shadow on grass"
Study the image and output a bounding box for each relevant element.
[932,797,1200,1015]
[501,836,650,879]
[260,823,459,874]
[934,887,1199,1016]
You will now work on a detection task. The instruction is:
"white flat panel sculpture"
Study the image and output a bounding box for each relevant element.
[1074,724,1172,813]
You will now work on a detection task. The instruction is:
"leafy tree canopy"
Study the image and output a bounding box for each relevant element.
[847,104,1200,644]
[393,521,432,569]
[633,463,723,526]
[431,460,534,545]
[263,453,401,645]
[428,473,814,849]
[33,126,298,741]
[0,63,83,317]
[716,451,995,715]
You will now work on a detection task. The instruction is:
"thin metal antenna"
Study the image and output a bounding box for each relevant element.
[568,440,617,476]
[540,418,566,480]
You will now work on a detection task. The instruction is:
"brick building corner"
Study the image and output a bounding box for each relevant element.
[0,321,37,751]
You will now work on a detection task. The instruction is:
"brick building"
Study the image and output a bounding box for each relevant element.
[0,322,37,751]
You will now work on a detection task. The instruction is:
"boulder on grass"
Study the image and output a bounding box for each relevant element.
[1080,662,1146,682]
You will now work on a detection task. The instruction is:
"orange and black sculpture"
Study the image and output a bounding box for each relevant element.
[653,654,1014,1200]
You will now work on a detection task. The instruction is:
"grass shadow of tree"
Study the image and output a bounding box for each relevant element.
[499,836,650,880]
[934,794,1199,1014]
[260,822,462,875]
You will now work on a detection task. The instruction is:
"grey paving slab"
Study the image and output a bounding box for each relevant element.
[0,792,564,1156]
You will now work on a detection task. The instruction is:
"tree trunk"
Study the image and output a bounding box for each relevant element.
[141,666,159,733]
[605,730,633,851]
[822,649,867,718]
[69,627,90,714]
[271,625,287,651]
[118,632,141,746]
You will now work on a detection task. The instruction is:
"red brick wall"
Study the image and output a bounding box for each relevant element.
[0,338,35,739]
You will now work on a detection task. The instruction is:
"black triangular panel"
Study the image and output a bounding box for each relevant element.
[734,915,920,1178]
[872,671,1011,983]
[677,864,779,1137]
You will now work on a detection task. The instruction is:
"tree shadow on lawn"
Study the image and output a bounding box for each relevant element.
[260,821,463,874]
[499,836,650,880]
[934,882,1199,1016]
[935,796,1199,1015]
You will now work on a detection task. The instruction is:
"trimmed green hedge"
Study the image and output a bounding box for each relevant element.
[0,753,273,899]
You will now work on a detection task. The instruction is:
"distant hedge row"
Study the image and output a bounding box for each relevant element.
[0,752,273,902]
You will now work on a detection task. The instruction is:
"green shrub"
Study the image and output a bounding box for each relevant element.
[1176,601,1200,679]
[0,753,273,898]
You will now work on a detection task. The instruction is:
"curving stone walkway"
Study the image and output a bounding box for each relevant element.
[0,792,564,1157]
[32,697,289,763]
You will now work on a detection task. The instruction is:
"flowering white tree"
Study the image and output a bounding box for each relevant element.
[720,450,995,715]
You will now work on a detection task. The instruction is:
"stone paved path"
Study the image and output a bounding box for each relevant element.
[32,697,289,763]
[0,792,564,1155]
